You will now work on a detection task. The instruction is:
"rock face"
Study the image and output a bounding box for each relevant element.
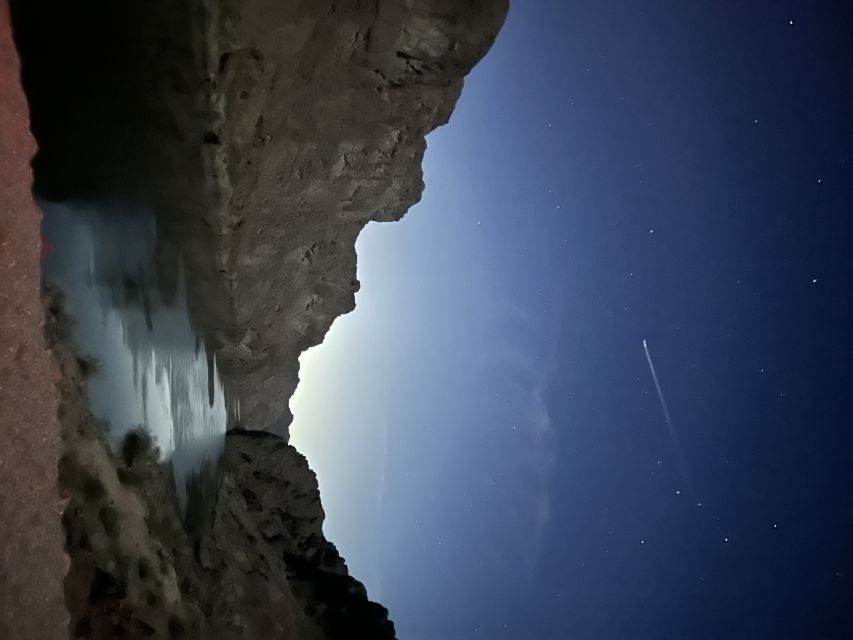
[10,0,508,636]
[0,4,67,639]
[207,0,510,432]
[49,293,392,639]
[212,430,396,639]
[12,0,509,434]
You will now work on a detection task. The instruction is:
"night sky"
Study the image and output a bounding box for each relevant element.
[290,2,853,638]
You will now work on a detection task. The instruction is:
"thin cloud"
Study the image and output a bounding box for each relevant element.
[481,343,558,576]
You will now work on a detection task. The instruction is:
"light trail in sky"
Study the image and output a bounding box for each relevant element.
[643,338,674,435]
[643,338,696,502]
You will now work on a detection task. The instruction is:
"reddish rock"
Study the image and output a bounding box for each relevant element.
[0,2,68,637]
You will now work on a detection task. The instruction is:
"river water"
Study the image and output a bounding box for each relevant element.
[41,200,226,510]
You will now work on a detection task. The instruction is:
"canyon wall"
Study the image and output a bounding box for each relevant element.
[12,0,509,435]
[48,300,394,638]
[4,1,508,637]
[206,0,509,432]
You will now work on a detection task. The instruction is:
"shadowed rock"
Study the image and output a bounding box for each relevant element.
[12,0,509,434]
[9,1,509,637]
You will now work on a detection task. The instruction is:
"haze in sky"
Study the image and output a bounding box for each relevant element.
[291,2,853,638]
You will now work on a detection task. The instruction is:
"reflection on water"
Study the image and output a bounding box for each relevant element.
[41,201,226,511]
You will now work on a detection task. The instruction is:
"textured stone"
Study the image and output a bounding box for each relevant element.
[46,293,322,639]
[207,429,397,639]
[7,2,509,636]
[0,4,67,638]
[207,0,510,432]
[11,0,509,435]
[48,296,392,637]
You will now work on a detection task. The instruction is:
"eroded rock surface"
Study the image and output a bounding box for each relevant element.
[211,430,396,639]
[0,5,67,638]
[13,0,508,434]
[9,1,508,637]
[207,0,510,432]
[49,292,390,638]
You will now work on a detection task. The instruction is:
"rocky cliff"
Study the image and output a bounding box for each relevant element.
[13,0,509,434]
[206,0,509,432]
[49,293,393,638]
[6,1,508,637]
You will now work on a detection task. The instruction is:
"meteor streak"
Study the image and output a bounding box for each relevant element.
[643,338,673,433]
[642,338,695,498]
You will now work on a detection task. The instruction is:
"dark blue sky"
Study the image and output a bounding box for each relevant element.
[291,2,853,638]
